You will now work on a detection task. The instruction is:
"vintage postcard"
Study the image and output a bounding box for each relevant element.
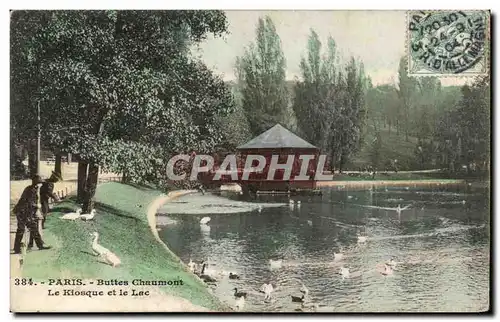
[10,10,491,313]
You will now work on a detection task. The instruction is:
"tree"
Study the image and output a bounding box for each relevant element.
[11,10,234,212]
[396,56,418,141]
[216,82,252,149]
[235,16,292,136]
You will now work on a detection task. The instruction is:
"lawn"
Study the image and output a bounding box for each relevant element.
[21,182,224,310]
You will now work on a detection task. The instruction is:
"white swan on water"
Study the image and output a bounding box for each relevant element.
[269,259,283,269]
[339,267,350,278]
[200,217,211,225]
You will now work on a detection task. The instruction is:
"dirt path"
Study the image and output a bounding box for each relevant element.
[10,188,216,312]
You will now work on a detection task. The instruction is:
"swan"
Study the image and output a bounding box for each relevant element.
[257,205,263,213]
[260,282,274,301]
[90,232,111,256]
[289,200,295,205]
[80,209,97,221]
[269,259,283,269]
[200,217,211,225]
[334,250,344,261]
[386,257,397,267]
[233,288,247,298]
[357,235,368,243]
[297,201,301,208]
[235,295,245,311]
[102,251,121,267]
[339,267,350,278]
[307,220,313,226]
[381,264,393,276]
[61,208,82,220]
[300,283,309,296]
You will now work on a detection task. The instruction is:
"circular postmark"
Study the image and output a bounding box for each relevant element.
[408,10,488,74]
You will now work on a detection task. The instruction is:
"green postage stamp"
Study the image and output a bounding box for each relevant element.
[407,10,490,76]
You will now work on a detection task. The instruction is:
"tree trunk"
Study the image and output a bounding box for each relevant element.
[55,154,62,177]
[82,163,99,213]
[28,139,37,177]
[122,170,129,183]
[77,161,88,203]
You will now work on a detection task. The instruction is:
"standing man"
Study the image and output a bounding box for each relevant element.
[12,175,51,254]
[27,171,61,249]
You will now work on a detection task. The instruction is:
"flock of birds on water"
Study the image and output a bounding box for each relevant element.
[189,210,400,312]
[51,183,473,312]
[185,184,474,312]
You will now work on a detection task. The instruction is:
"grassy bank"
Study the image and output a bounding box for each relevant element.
[21,182,224,311]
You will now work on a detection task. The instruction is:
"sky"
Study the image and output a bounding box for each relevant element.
[193,10,467,87]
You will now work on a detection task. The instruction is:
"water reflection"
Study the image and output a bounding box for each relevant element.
[158,184,490,312]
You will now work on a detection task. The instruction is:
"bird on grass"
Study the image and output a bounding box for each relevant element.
[80,209,97,221]
[61,208,82,220]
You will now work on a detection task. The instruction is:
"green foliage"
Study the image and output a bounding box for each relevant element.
[11,10,235,194]
[235,16,293,135]
[293,29,367,171]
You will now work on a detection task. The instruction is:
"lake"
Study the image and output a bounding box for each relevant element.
[157,183,490,312]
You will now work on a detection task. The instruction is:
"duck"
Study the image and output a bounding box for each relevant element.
[269,259,283,269]
[300,283,309,296]
[357,235,368,243]
[381,264,393,276]
[200,217,211,225]
[291,294,305,303]
[80,209,97,221]
[199,263,217,283]
[233,288,247,298]
[235,295,245,311]
[229,272,240,280]
[90,232,111,256]
[339,267,350,278]
[260,282,274,301]
[61,208,83,220]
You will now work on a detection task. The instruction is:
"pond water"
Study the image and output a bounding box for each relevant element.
[157,184,490,312]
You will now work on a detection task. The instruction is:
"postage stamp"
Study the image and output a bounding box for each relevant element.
[407,10,490,76]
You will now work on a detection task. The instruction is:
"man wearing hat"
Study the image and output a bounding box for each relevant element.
[12,175,51,254]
